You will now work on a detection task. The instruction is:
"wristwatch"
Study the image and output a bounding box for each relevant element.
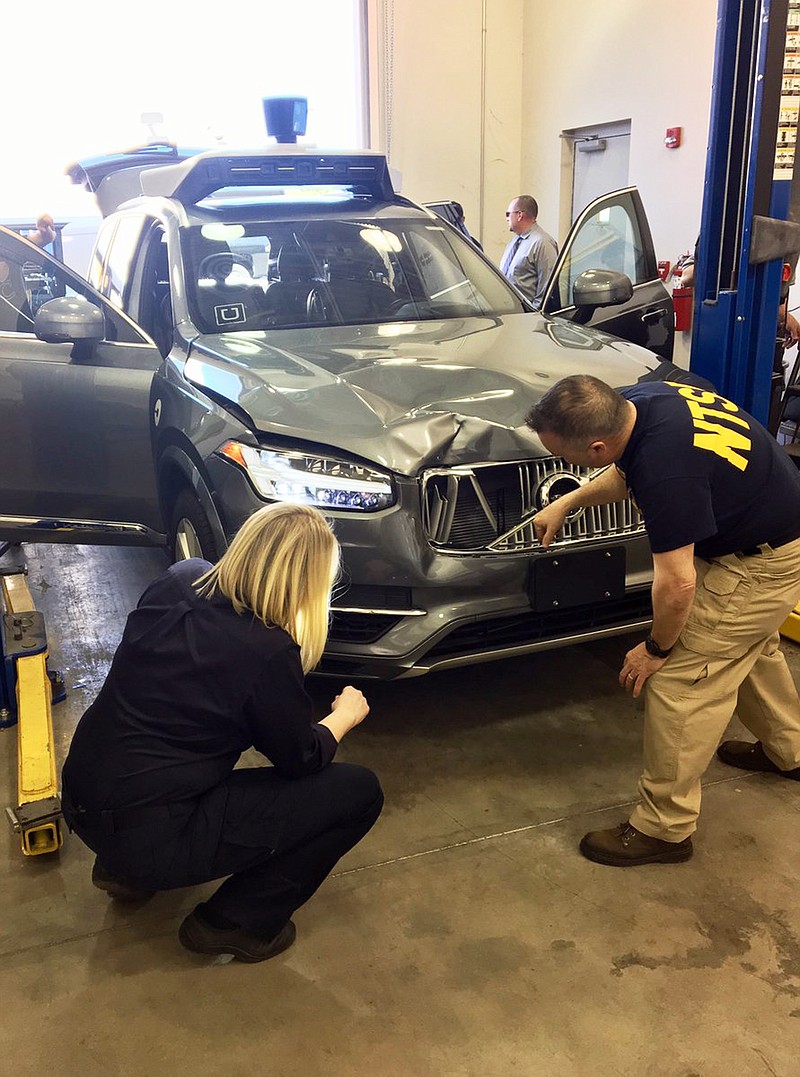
[645,635,673,659]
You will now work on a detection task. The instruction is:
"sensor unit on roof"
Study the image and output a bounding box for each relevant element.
[263,96,308,144]
[139,151,397,205]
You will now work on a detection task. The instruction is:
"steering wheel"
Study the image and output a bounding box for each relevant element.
[198,252,252,283]
[306,284,332,322]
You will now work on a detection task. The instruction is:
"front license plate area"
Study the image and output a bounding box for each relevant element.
[528,547,626,612]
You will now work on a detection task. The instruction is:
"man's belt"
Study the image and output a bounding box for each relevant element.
[740,526,800,557]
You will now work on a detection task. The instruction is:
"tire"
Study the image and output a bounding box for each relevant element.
[169,489,220,563]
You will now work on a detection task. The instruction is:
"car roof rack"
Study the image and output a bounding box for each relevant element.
[138,149,396,206]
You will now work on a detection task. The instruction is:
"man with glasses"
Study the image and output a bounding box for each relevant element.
[500,195,558,310]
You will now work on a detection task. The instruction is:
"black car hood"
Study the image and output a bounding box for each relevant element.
[185,313,662,474]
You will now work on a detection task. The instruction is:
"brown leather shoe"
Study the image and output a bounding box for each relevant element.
[579,822,693,866]
[716,739,800,779]
[178,908,296,963]
[92,858,156,902]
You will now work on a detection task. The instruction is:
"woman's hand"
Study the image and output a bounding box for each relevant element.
[332,686,370,727]
[320,685,370,742]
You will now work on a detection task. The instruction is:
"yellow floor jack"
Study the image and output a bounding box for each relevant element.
[1,546,65,855]
[781,602,800,645]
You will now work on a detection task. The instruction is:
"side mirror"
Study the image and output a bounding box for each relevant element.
[573,269,634,310]
[34,296,105,344]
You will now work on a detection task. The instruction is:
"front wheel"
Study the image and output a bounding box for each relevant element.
[169,489,220,563]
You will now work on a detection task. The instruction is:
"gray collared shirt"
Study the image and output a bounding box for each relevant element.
[500,222,558,310]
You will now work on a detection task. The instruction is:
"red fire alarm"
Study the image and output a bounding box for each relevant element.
[665,127,682,149]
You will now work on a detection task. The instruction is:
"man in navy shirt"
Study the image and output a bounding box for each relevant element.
[527,375,800,866]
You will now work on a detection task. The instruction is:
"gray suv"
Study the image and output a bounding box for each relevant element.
[0,148,691,679]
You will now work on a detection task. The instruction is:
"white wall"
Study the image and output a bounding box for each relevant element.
[522,0,718,267]
[370,0,718,270]
[368,0,525,260]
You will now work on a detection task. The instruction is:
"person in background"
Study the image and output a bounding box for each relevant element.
[28,213,56,249]
[0,214,57,331]
[61,502,383,963]
[452,202,483,250]
[527,375,800,867]
[500,195,558,310]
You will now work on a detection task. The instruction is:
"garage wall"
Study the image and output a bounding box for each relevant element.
[368,0,718,269]
[367,0,525,259]
[522,0,718,269]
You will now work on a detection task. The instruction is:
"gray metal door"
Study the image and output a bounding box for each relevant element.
[569,120,631,222]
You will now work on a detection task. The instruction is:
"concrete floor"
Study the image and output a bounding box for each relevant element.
[2,544,800,1077]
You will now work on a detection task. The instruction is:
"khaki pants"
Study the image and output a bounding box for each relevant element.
[629,536,800,842]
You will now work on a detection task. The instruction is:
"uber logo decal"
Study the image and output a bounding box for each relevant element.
[214,303,246,326]
[153,399,162,426]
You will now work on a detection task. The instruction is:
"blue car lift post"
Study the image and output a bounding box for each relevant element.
[692,0,800,419]
[1,543,65,855]
[691,0,800,641]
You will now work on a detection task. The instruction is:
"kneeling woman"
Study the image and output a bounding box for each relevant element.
[61,503,383,962]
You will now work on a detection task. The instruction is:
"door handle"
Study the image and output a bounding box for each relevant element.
[641,308,666,324]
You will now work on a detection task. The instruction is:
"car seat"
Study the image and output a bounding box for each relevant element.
[261,240,321,326]
[325,256,394,324]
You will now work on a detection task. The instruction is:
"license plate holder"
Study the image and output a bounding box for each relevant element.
[528,547,626,612]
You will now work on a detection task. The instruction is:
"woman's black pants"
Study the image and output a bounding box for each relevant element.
[63,762,384,938]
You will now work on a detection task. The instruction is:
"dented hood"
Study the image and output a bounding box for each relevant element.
[184,313,663,475]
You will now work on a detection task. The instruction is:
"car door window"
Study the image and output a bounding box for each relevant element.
[136,226,174,357]
[88,218,115,291]
[0,229,146,344]
[546,190,651,313]
[101,215,146,309]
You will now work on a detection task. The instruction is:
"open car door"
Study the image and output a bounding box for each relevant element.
[542,188,674,360]
[0,226,165,547]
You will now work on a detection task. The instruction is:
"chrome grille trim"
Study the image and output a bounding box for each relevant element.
[421,459,644,555]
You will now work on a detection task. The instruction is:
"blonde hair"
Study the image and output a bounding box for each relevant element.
[194,503,338,673]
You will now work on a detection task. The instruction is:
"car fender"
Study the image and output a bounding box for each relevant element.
[157,442,228,554]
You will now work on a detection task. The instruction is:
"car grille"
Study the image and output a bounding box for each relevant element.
[328,586,413,644]
[425,590,653,659]
[421,458,644,553]
[328,612,401,643]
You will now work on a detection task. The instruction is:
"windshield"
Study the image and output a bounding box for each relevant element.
[182,218,526,333]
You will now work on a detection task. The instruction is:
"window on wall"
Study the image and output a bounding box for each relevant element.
[1,0,367,220]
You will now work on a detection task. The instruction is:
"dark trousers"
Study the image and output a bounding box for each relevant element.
[64,763,383,937]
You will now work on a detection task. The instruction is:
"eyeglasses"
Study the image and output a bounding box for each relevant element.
[505,210,521,218]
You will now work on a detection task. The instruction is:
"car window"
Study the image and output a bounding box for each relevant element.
[101,215,146,309]
[136,227,173,357]
[0,231,146,344]
[404,226,480,306]
[88,217,115,292]
[550,194,650,311]
[181,218,525,333]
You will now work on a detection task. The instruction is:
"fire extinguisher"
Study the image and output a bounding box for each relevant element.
[671,252,694,332]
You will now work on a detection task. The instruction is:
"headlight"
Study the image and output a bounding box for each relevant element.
[219,442,396,512]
